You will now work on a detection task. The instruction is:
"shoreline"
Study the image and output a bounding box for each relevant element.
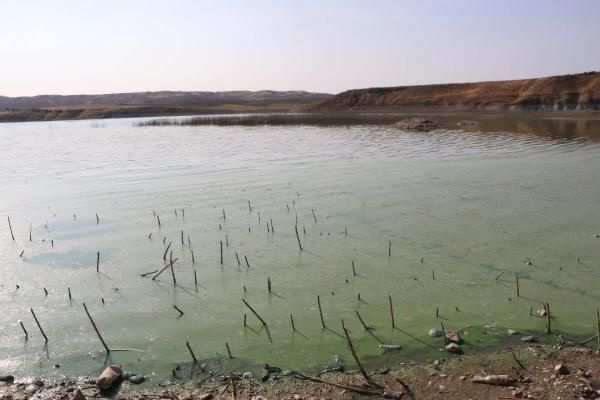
[2,344,599,399]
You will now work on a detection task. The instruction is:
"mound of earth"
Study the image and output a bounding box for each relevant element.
[392,117,441,130]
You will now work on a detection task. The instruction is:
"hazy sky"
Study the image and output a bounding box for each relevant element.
[1,0,599,96]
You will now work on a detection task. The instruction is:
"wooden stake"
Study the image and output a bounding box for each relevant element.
[29,222,32,242]
[440,321,447,344]
[191,249,195,264]
[267,277,271,293]
[152,257,178,280]
[220,240,223,265]
[295,224,303,251]
[96,214,100,224]
[30,308,48,342]
[235,252,241,266]
[516,274,520,297]
[290,314,296,332]
[248,200,251,212]
[173,305,184,316]
[355,310,371,331]
[68,287,72,301]
[242,299,267,326]
[194,270,198,287]
[43,288,48,296]
[311,209,317,223]
[163,241,172,261]
[244,255,250,269]
[96,252,100,273]
[432,269,435,280]
[181,230,184,245]
[318,295,326,328]
[596,309,600,354]
[82,302,110,353]
[186,341,198,364]
[243,314,247,327]
[222,209,226,220]
[19,320,28,340]
[341,322,372,385]
[7,216,15,241]
[345,226,348,236]
[545,302,551,334]
[226,342,233,359]
[170,254,177,285]
[388,294,395,328]
[157,215,161,227]
[352,261,356,276]
[388,241,391,257]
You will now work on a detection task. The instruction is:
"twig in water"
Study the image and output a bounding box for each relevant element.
[163,241,172,261]
[173,305,184,316]
[7,216,15,241]
[82,302,110,353]
[242,299,267,327]
[295,224,303,251]
[30,308,48,342]
[186,341,198,364]
[226,342,233,359]
[19,320,28,340]
[318,295,326,328]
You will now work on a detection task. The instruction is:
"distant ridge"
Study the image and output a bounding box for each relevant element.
[317,72,600,111]
[0,90,331,110]
[0,90,332,122]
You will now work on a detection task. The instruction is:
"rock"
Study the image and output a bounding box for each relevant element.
[25,384,38,394]
[471,374,512,385]
[537,308,547,317]
[507,329,518,335]
[122,372,135,380]
[445,330,462,344]
[429,329,443,337]
[445,343,463,354]
[521,335,538,343]
[68,389,86,400]
[96,365,123,390]
[242,371,253,379]
[293,395,303,400]
[379,344,402,351]
[129,375,145,384]
[32,378,44,387]
[0,375,14,384]
[264,364,281,373]
[554,363,569,375]
[594,234,599,238]
[457,120,480,128]
[393,118,441,131]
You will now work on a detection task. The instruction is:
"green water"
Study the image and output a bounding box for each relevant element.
[0,114,599,383]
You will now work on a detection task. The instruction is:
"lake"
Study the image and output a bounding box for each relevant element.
[1,114,599,382]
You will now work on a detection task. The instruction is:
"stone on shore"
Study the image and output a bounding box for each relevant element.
[393,117,441,131]
[96,365,123,390]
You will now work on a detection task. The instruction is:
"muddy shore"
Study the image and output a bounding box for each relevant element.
[2,343,600,400]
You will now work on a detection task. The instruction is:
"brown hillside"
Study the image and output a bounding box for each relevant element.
[318,72,600,111]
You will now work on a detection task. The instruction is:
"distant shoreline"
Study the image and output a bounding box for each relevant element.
[1,71,599,123]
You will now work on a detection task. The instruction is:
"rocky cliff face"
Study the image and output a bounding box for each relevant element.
[318,72,600,111]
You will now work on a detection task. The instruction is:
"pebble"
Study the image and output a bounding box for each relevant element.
[507,329,518,335]
[0,375,15,383]
[68,389,85,400]
[129,375,145,384]
[429,329,443,337]
[521,335,538,343]
[446,343,463,354]
[242,371,253,379]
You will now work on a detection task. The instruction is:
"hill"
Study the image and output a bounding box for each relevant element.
[317,72,600,111]
[0,91,332,122]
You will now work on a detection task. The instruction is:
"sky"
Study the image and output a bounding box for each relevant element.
[1,0,599,96]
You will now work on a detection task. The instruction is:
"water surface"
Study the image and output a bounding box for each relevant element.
[0,114,599,381]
